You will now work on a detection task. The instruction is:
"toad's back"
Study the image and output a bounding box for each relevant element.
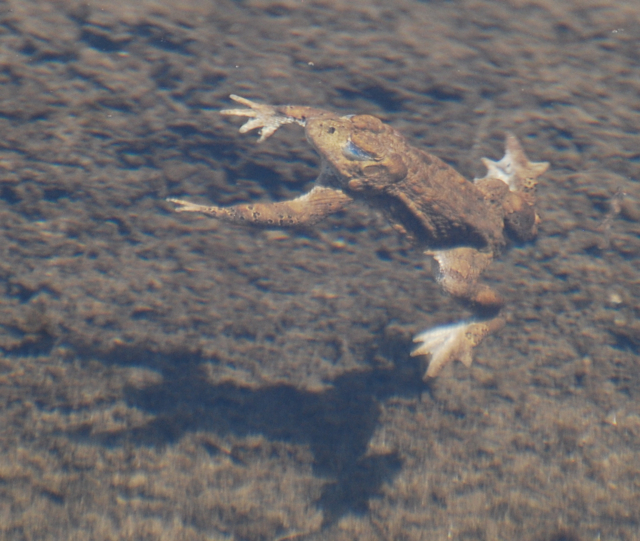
[361,144,506,251]
[303,113,506,252]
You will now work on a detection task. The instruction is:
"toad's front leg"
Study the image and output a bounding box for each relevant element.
[168,186,353,227]
[169,95,352,226]
[220,94,339,142]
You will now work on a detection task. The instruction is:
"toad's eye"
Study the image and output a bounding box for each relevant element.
[342,139,375,161]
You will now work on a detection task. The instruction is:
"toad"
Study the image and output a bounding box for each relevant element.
[168,95,549,378]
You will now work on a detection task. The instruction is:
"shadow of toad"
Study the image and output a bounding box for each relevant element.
[111,347,427,526]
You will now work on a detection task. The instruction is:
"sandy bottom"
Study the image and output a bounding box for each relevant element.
[0,0,639,539]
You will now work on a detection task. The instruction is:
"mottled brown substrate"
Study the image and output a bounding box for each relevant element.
[0,0,639,539]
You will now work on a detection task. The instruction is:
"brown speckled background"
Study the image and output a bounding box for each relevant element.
[0,0,639,539]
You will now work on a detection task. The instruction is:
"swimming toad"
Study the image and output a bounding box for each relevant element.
[168,95,549,378]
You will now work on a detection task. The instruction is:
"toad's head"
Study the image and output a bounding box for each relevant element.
[305,114,408,192]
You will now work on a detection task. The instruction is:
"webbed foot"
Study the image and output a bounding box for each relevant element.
[412,317,505,378]
[478,133,549,195]
[475,134,549,242]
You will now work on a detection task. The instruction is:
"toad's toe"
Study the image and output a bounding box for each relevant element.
[412,317,505,378]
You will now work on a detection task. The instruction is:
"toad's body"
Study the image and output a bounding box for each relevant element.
[169,95,548,378]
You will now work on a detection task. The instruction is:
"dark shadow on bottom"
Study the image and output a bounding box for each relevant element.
[68,338,428,527]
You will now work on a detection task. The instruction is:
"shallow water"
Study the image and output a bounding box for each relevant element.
[0,0,638,539]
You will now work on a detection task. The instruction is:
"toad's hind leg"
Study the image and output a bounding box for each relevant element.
[412,246,505,379]
[428,247,502,309]
[412,317,505,378]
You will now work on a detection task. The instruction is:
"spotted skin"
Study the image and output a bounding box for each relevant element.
[169,95,549,378]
